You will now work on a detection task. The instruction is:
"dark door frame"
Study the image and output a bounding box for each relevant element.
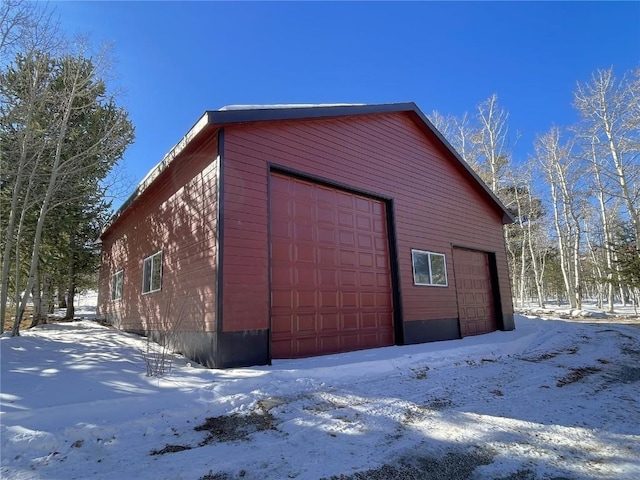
[266,163,405,361]
[451,245,505,334]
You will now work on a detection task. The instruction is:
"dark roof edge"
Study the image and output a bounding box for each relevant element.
[101,102,513,238]
[206,102,418,125]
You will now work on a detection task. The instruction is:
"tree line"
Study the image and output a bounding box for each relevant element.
[0,0,134,334]
[429,68,640,313]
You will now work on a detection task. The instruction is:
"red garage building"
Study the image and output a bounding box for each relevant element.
[98,103,514,368]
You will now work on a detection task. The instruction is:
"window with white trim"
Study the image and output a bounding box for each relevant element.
[142,251,162,294]
[111,270,123,301]
[411,249,448,287]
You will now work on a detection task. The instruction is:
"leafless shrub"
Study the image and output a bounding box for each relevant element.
[141,294,187,377]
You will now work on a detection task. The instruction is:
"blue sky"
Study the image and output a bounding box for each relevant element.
[53,1,640,208]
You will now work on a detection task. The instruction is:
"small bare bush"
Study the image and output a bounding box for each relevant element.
[141,295,187,377]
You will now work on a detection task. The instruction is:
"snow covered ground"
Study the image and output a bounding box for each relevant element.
[1,310,639,480]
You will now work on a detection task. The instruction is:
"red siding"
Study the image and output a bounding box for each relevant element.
[98,135,219,334]
[222,113,513,333]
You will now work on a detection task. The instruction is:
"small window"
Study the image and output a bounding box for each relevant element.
[142,251,162,294]
[412,249,448,287]
[111,270,123,301]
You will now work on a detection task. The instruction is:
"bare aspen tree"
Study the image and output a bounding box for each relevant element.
[475,94,511,194]
[1,53,54,332]
[524,175,547,308]
[429,111,483,174]
[0,0,60,64]
[505,162,546,307]
[0,1,61,332]
[536,127,584,309]
[0,0,37,60]
[574,68,640,248]
[9,46,133,335]
[430,97,521,302]
[587,137,617,312]
[512,181,528,307]
[583,210,607,308]
[428,110,453,140]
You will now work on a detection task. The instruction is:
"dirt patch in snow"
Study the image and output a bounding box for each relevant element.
[195,410,278,445]
[150,444,192,455]
[321,448,495,480]
[519,346,579,363]
[556,366,602,387]
[150,407,278,457]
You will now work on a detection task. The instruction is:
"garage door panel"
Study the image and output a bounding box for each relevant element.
[337,192,353,208]
[294,201,313,219]
[355,197,370,213]
[297,314,317,333]
[316,187,335,205]
[271,340,289,358]
[270,194,291,212]
[320,314,339,332]
[271,314,293,333]
[320,336,340,352]
[339,270,357,287]
[297,337,318,356]
[318,271,338,288]
[272,242,291,261]
[361,293,376,307]
[272,268,292,286]
[340,250,357,266]
[270,173,394,359]
[342,313,359,330]
[358,253,374,268]
[338,211,355,227]
[272,290,292,308]
[295,290,317,309]
[341,292,359,308]
[339,231,356,246]
[295,244,315,263]
[317,205,335,224]
[317,227,336,244]
[271,219,292,239]
[320,291,339,308]
[377,293,392,307]
[377,273,390,288]
[317,247,337,265]
[374,237,387,252]
[294,223,314,242]
[357,215,372,230]
[295,266,316,286]
[293,181,314,199]
[358,234,373,249]
[453,248,497,337]
[361,312,378,328]
[341,334,361,349]
[359,272,375,287]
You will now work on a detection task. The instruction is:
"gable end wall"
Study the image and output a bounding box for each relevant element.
[221,113,513,337]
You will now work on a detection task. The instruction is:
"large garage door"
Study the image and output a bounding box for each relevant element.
[452,247,497,336]
[269,173,394,358]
